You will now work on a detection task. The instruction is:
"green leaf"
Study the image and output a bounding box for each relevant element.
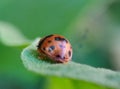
[47,77,114,89]
[0,22,31,47]
[21,38,120,89]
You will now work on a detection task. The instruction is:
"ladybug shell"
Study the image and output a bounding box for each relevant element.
[37,34,72,63]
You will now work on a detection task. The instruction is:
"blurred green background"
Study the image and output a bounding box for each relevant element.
[0,0,120,89]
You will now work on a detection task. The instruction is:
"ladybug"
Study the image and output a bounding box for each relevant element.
[37,34,72,63]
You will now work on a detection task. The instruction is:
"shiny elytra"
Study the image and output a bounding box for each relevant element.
[37,34,72,63]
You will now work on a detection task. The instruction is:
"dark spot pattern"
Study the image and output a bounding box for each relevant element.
[55,37,61,41]
[68,51,71,57]
[55,37,68,43]
[48,46,55,52]
[56,55,61,58]
[37,34,53,48]
[56,55,65,60]
[59,44,65,48]
[43,47,46,50]
[48,40,52,43]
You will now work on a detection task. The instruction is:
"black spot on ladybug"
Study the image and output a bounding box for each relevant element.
[43,47,46,50]
[55,37,61,41]
[50,46,55,50]
[68,51,71,57]
[56,55,61,58]
[48,40,51,43]
[59,44,65,48]
[48,46,55,52]
[55,37,68,43]
[37,34,53,48]
[56,55,65,59]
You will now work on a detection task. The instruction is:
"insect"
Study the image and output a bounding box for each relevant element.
[37,34,72,63]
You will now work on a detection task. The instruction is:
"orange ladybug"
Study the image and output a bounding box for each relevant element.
[37,34,72,63]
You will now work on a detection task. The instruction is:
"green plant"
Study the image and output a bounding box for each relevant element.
[0,0,120,89]
[1,26,120,89]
